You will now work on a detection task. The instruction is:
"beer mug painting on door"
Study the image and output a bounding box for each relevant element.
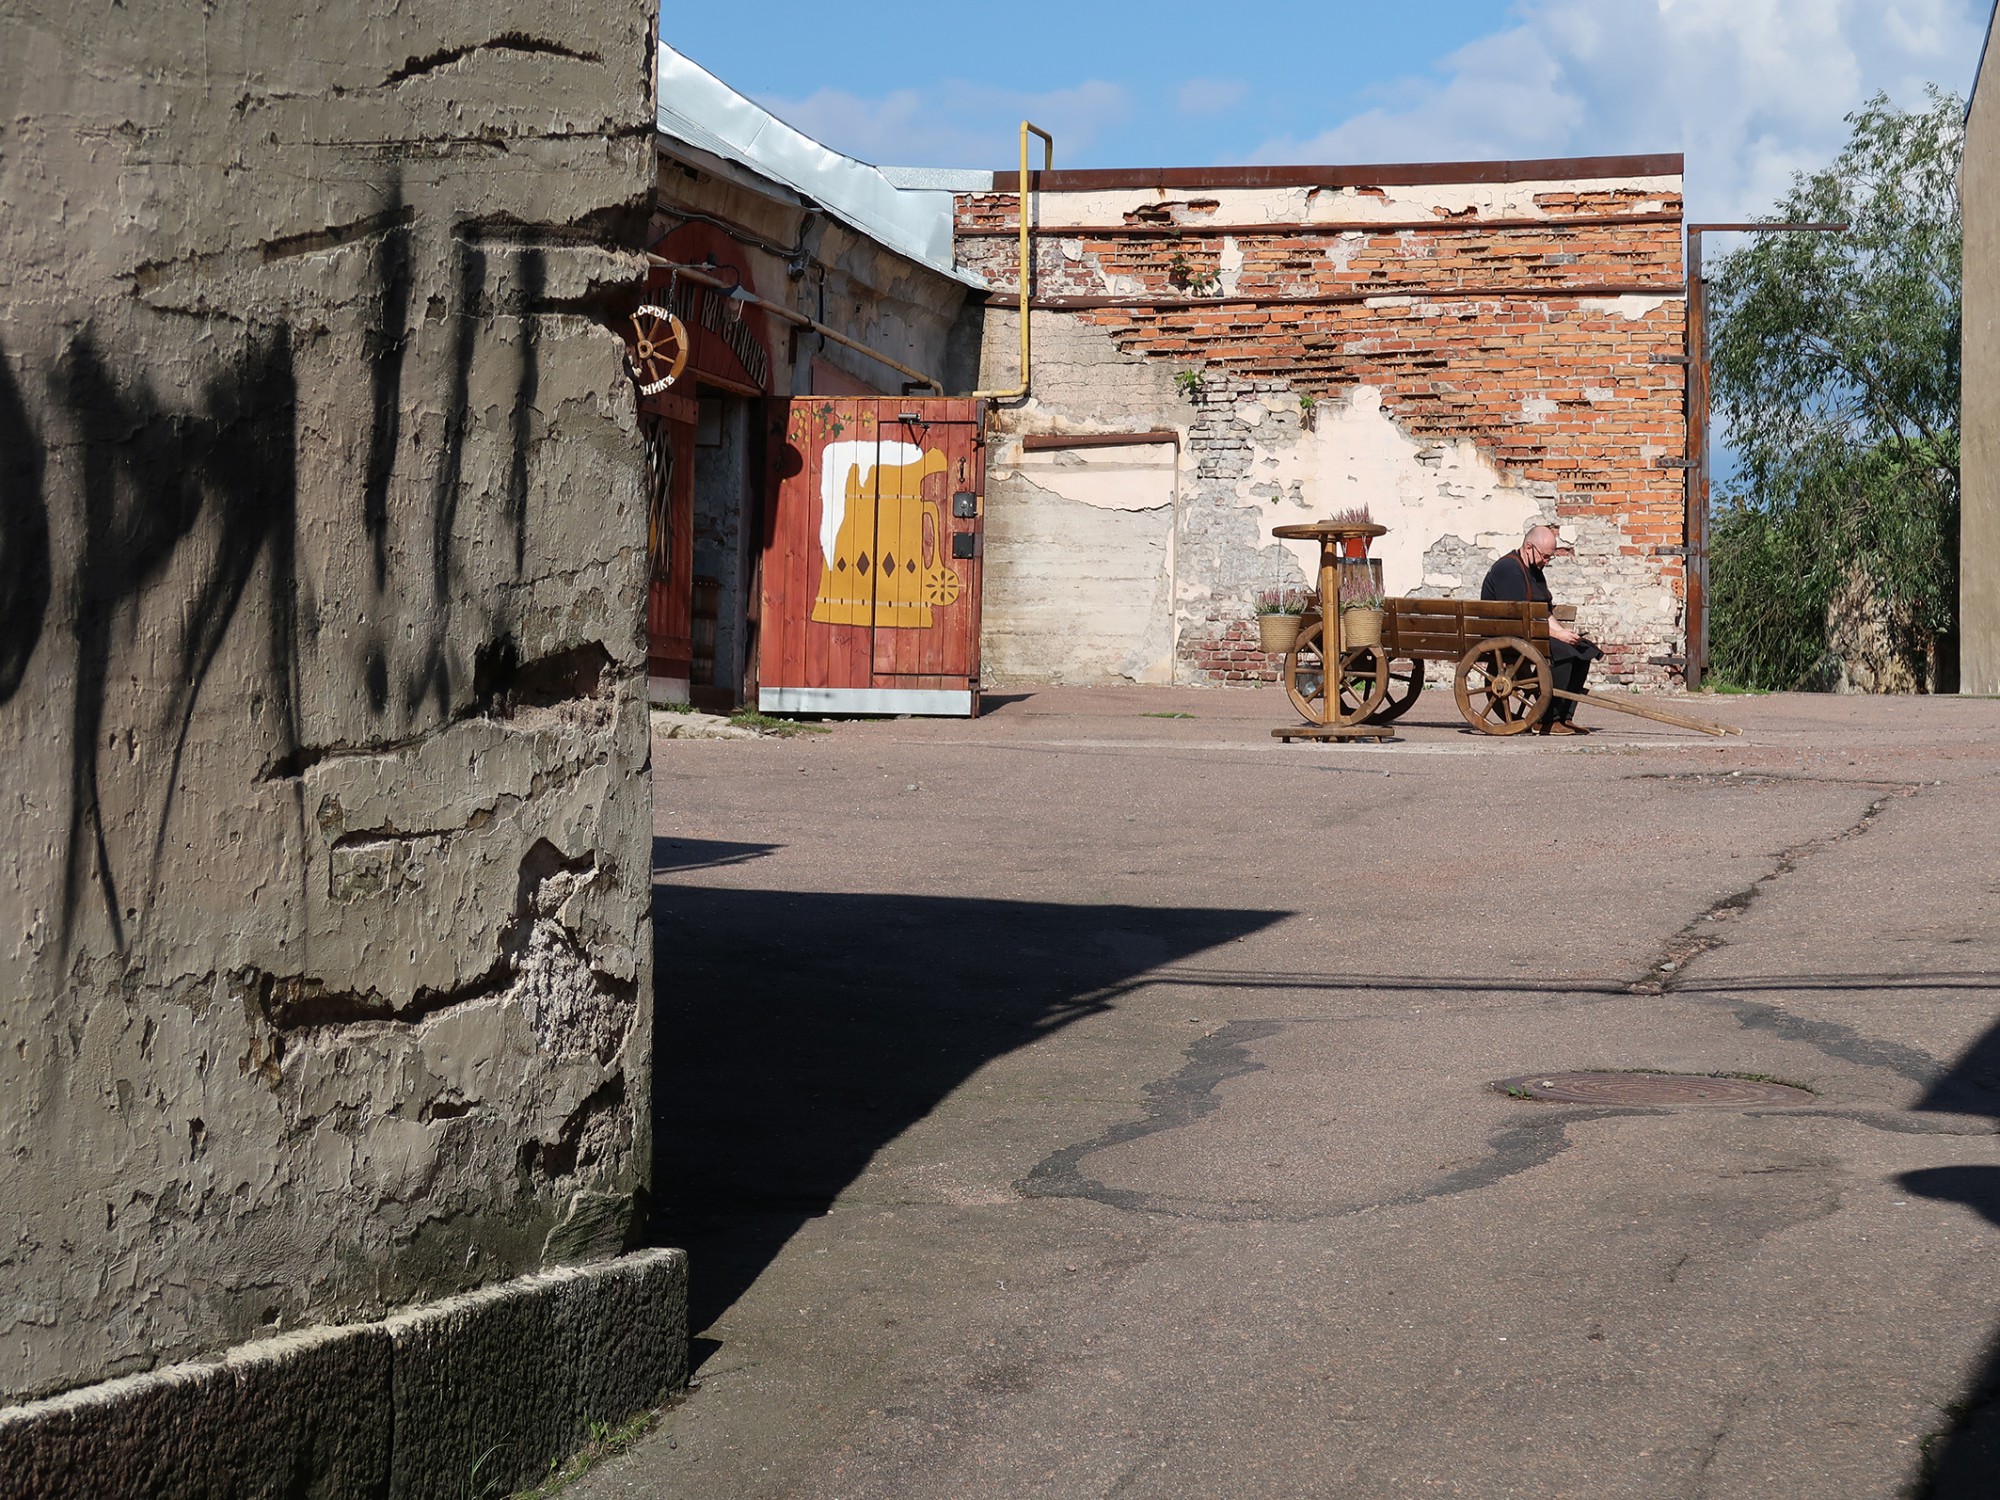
[811,439,961,628]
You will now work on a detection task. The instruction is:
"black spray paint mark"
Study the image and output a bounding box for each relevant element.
[0,343,51,703]
[405,237,485,718]
[506,246,544,577]
[363,179,413,590]
[54,328,301,954]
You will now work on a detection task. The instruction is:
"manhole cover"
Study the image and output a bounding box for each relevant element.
[1492,1072,1814,1106]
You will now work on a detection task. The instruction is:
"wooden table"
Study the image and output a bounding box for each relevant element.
[1269,521,1394,742]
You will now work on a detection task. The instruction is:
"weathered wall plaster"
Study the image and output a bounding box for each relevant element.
[0,2,658,1403]
[985,443,1178,684]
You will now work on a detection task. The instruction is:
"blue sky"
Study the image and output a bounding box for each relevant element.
[664,0,1988,220]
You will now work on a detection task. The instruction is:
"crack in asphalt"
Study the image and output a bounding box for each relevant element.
[1019,1019,1638,1221]
[1638,788,1916,993]
[1020,780,1985,1223]
[1639,784,1989,1099]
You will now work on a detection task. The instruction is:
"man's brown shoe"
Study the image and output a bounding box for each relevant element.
[1544,720,1579,736]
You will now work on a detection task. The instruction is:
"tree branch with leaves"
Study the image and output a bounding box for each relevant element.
[1707,88,1961,691]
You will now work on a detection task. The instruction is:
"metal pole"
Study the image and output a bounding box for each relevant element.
[1685,227,1707,690]
[1680,221,1845,690]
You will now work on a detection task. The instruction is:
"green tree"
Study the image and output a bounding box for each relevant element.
[1707,88,1962,691]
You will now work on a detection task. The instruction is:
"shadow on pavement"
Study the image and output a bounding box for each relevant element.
[652,836,783,874]
[1900,1016,2000,1496]
[647,868,1285,1360]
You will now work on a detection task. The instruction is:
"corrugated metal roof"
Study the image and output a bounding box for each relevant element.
[656,44,980,285]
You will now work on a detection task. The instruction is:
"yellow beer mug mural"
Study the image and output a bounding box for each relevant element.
[811,439,961,628]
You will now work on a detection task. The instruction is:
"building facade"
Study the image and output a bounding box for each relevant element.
[644,47,985,709]
[952,156,1691,688]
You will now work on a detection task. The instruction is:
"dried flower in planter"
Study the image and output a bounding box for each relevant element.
[1329,504,1373,527]
[1338,567,1385,614]
[1255,587,1310,617]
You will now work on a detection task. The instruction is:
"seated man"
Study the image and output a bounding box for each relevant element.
[1479,524,1599,735]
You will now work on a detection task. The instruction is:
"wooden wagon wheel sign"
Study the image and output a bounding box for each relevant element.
[627,305,689,394]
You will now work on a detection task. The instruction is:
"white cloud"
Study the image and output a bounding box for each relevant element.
[1177,77,1248,116]
[1247,0,1986,218]
[754,79,1130,169]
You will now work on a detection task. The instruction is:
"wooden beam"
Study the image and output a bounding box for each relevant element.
[1554,688,1739,736]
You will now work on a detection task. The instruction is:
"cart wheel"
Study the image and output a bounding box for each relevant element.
[1454,636,1552,735]
[1368,656,1425,723]
[1285,620,1390,725]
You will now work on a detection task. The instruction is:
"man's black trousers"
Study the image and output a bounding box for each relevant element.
[1549,650,1589,722]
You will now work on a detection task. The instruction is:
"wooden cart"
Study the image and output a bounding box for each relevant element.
[1283,595,1739,738]
[1284,597,1560,736]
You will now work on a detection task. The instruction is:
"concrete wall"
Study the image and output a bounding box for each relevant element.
[0,1,658,1405]
[957,165,1688,687]
[1966,28,2000,696]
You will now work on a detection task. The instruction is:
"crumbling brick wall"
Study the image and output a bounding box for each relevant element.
[957,162,1688,688]
[0,2,658,1403]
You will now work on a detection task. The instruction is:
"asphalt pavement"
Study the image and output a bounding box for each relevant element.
[575,685,2000,1499]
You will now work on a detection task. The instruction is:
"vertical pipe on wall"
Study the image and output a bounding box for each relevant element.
[972,121,1053,403]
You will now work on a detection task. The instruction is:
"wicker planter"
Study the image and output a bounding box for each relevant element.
[1342,607,1383,648]
[1258,613,1304,654]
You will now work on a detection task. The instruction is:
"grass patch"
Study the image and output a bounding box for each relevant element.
[1141,711,1195,719]
[729,710,829,738]
[511,1409,660,1499]
[650,700,698,714]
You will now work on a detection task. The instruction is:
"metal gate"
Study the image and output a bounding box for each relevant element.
[758,397,986,715]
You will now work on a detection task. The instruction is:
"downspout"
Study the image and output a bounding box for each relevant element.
[971,121,1054,402]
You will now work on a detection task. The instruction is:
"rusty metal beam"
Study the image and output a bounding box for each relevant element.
[1018,430,1180,451]
[987,152,1685,194]
[980,282,1682,311]
[955,211,1684,239]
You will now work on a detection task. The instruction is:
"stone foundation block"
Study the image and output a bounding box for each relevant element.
[0,1248,687,1500]
[0,1322,392,1500]
[386,1248,688,1499]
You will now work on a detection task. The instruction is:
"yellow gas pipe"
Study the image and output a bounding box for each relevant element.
[972,120,1053,402]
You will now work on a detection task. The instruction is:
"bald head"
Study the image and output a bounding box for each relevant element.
[1521,525,1560,567]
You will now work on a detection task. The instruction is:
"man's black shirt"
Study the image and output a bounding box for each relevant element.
[1479,549,1549,607]
[1479,549,1579,661]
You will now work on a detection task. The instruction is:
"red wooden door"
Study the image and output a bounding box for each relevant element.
[644,411,695,690]
[759,397,986,715]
